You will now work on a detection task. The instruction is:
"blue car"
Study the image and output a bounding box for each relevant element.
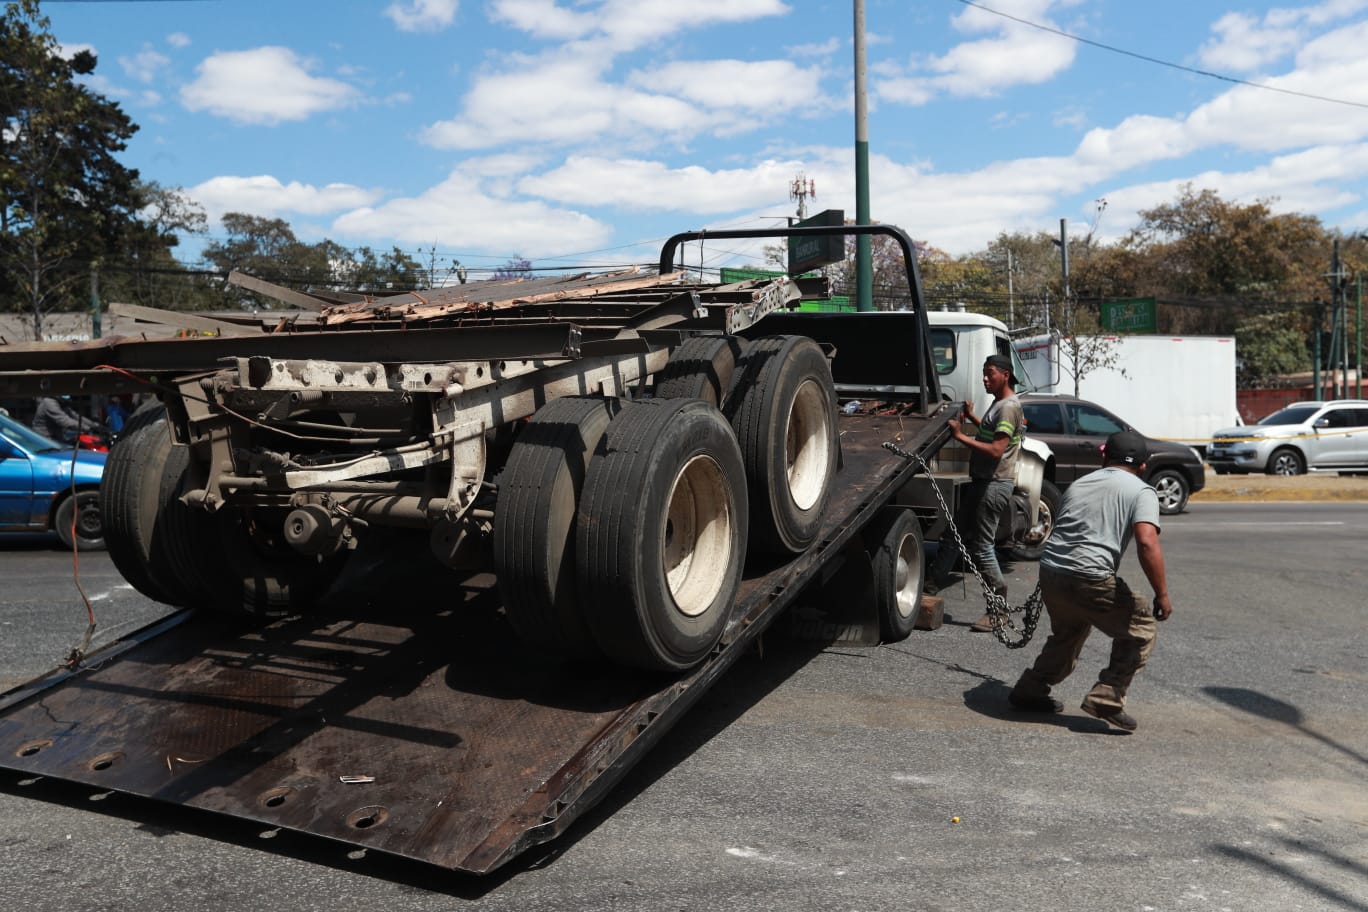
[0,412,106,550]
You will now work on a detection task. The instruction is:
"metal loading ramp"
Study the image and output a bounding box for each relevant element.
[0,417,933,874]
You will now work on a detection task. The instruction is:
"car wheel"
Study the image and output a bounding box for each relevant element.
[54,490,104,551]
[1266,447,1305,476]
[1148,468,1190,515]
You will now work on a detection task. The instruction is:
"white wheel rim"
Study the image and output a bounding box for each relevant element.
[1154,476,1180,508]
[785,378,832,512]
[893,531,922,619]
[663,454,733,618]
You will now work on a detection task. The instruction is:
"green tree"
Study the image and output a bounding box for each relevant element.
[202,212,426,307]
[1,0,142,338]
[1234,312,1312,388]
[102,180,211,310]
[1116,184,1329,338]
[202,212,310,308]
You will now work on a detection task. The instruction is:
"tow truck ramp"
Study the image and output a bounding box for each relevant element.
[0,416,938,874]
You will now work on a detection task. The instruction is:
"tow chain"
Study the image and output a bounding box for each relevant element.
[882,440,1045,649]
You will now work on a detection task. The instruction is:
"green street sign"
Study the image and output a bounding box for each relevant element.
[788,209,845,275]
[1101,297,1157,333]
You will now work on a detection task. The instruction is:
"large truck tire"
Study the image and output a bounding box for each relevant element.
[160,497,347,619]
[865,507,925,643]
[576,398,747,672]
[493,396,621,659]
[654,335,745,408]
[101,402,197,604]
[725,335,838,555]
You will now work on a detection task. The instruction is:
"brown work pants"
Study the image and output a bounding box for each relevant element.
[1011,566,1157,714]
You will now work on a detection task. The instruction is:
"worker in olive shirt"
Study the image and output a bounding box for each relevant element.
[928,353,1023,632]
[1009,430,1173,732]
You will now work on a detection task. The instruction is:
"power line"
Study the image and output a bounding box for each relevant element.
[956,0,1368,111]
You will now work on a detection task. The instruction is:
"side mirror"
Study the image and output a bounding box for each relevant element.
[1313,417,1331,430]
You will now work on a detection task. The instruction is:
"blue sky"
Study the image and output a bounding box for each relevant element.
[47,0,1368,279]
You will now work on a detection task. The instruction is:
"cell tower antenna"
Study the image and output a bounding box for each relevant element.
[790,173,816,221]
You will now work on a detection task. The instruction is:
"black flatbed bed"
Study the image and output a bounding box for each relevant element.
[0,410,946,874]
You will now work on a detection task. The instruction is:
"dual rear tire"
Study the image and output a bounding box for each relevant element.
[495,397,748,671]
[493,333,841,671]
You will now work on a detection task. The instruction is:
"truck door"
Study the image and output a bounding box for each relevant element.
[1311,406,1368,467]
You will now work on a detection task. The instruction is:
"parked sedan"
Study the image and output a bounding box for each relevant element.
[1020,394,1206,514]
[1208,400,1368,475]
[0,413,106,549]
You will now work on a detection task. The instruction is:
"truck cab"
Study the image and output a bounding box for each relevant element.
[926,310,1040,413]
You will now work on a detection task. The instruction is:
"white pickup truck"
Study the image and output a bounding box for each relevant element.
[1208,399,1368,475]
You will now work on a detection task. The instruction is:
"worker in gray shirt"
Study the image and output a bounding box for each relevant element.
[1008,430,1173,732]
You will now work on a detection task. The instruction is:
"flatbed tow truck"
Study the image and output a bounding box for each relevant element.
[0,226,1039,874]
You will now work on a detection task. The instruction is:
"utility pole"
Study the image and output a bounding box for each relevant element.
[1006,248,1015,329]
[1327,239,1348,397]
[1313,300,1322,398]
[89,263,101,340]
[853,0,873,311]
[1058,218,1070,303]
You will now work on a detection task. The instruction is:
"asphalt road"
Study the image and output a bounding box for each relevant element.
[0,502,1365,911]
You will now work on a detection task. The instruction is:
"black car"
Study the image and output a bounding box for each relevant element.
[1020,394,1206,514]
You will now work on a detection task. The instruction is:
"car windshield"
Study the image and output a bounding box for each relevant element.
[0,413,65,453]
[1258,405,1321,426]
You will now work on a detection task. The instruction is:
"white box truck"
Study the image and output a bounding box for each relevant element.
[1014,332,1238,451]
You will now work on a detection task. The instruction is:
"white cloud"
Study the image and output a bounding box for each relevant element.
[1198,0,1368,72]
[119,46,170,83]
[331,168,611,256]
[167,32,191,49]
[631,60,824,114]
[788,37,842,58]
[422,55,694,149]
[188,175,382,222]
[180,47,359,125]
[488,0,593,40]
[1084,144,1368,249]
[489,0,789,52]
[518,157,804,214]
[424,52,831,151]
[384,0,459,32]
[875,0,1079,105]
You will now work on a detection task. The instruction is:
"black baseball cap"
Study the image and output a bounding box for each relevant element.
[1103,430,1148,467]
[983,354,1016,384]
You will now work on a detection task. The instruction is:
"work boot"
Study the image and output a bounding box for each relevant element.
[970,585,1007,632]
[1008,693,1063,713]
[969,613,1002,632]
[1081,702,1138,732]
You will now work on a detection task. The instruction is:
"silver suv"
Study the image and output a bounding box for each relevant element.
[1208,400,1368,475]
